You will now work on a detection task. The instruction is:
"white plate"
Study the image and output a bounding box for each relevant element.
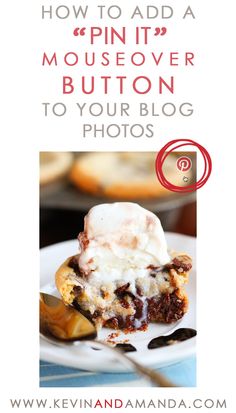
[40,233,196,372]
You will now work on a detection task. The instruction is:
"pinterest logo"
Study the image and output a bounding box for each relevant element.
[176,156,192,172]
[155,139,212,193]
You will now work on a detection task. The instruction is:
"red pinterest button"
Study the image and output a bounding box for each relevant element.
[155,139,212,193]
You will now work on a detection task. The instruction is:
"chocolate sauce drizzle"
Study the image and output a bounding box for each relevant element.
[115,343,137,352]
[91,328,196,352]
[148,328,197,349]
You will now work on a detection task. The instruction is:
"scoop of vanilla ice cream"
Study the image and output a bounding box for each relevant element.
[78,203,170,286]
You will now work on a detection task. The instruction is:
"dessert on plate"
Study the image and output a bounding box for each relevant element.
[56,203,192,331]
[70,152,193,199]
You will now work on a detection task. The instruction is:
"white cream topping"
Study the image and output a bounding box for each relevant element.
[78,203,170,290]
